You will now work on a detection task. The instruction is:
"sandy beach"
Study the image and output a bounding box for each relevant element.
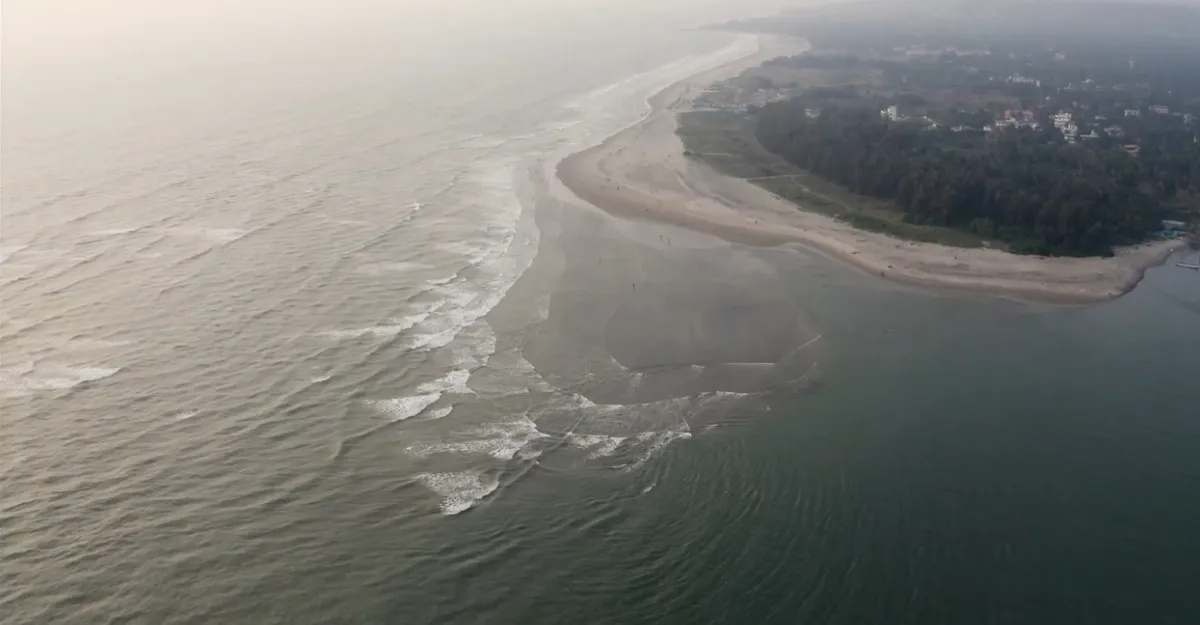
[556,36,1185,303]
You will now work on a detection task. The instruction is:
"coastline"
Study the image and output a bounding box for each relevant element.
[555,36,1185,304]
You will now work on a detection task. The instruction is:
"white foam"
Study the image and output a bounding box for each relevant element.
[560,36,760,147]
[354,262,427,276]
[570,433,628,458]
[438,320,497,374]
[625,426,692,470]
[416,470,500,515]
[173,227,247,244]
[407,318,470,352]
[371,369,474,422]
[0,364,120,396]
[87,227,140,237]
[399,159,536,363]
[421,369,472,395]
[406,417,547,461]
[638,428,693,453]
[374,393,442,422]
[426,405,454,420]
[405,287,500,353]
[318,313,428,340]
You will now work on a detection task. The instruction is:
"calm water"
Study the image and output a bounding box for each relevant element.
[3,4,1200,624]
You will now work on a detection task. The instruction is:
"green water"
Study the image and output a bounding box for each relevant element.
[294,251,1200,625]
[398,258,1199,625]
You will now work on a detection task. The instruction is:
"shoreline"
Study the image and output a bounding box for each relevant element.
[555,36,1184,304]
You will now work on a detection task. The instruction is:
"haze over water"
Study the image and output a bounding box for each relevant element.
[3,2,1199,623]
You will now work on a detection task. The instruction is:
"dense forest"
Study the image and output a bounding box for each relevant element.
[755,103,1198,255]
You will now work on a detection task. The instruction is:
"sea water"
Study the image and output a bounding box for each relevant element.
[4,2,1199,624]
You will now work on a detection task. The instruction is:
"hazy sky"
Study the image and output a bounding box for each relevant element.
[10,0,1197,80]
[4,0,801,57]
[7,0,1197,64]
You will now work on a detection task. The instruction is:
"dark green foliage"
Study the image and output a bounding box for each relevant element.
[755,103,1196,255]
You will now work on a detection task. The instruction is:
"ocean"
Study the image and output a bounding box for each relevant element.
[3,3,1200,623]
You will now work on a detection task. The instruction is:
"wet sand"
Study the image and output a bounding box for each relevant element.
[556,36,1184,304]
[488,169,823,419]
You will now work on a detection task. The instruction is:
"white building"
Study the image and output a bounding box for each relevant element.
[1124,109,1140,118]
[1009,74,1040,86]
[1150,105,1169,115]
[1051,112,1073,130]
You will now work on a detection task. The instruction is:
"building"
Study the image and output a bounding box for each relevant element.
[1124,109,1140,118]
[1122,144,1141,156]
[1051,112,1074,135]
[1105,125,1125,137]
[1150,105,1170,115]
[881,105,901,121]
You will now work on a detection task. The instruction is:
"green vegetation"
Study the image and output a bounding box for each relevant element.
[756,103,1192,256]
[676,111,778,179]
[755,172,996,248]
[678,110,997,248]
[715,0,1200,256]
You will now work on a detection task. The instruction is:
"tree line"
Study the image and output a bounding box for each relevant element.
[755,103,1198,255]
